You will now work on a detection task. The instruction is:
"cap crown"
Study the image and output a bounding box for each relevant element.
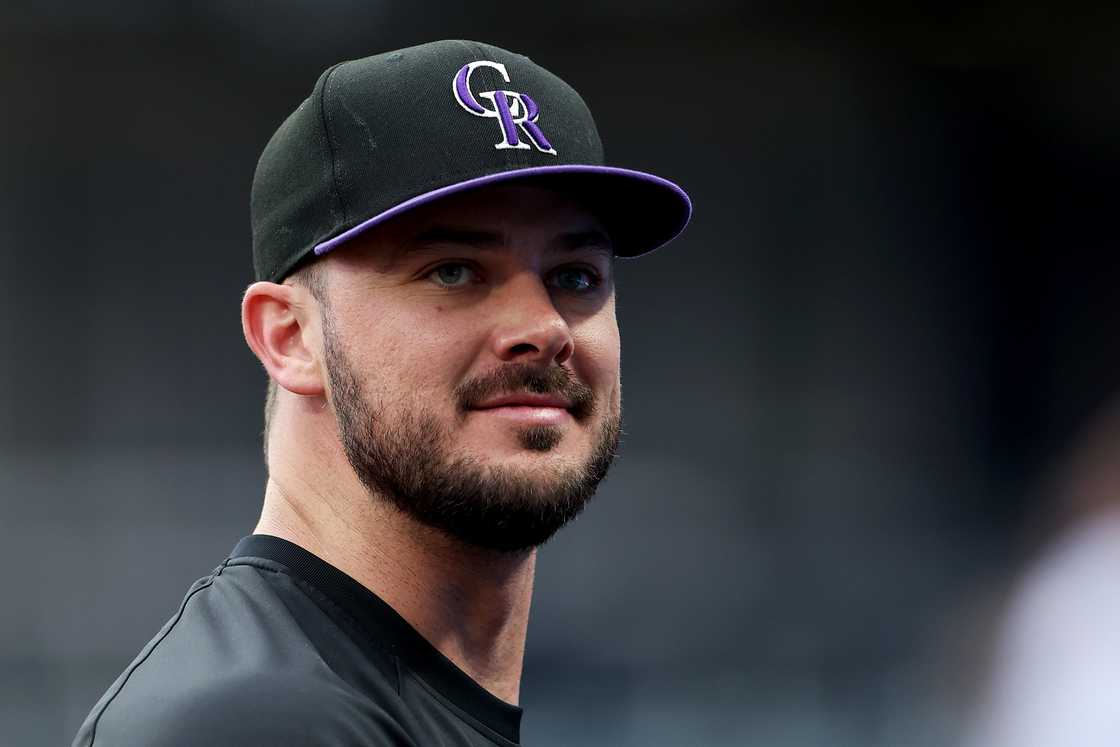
[251,40,604,282]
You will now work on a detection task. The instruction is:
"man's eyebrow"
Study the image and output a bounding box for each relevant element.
[555,229,613,256]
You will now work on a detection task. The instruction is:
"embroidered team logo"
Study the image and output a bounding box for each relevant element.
[452,61,557,156]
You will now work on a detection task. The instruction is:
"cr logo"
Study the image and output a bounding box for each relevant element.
[452,60,557,156]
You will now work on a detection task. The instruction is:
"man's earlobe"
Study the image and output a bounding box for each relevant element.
[241,282,326,397]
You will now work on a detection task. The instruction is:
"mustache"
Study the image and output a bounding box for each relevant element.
[455,364,597,420]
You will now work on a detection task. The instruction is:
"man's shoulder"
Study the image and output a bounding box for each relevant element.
[73,562,412,746]
[75,664,414,747]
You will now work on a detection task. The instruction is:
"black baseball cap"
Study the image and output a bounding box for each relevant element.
[250,39,692,283]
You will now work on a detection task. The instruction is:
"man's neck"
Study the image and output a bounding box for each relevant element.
[254,472,536,706]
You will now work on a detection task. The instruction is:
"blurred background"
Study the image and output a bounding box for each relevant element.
[2,2,1119,745]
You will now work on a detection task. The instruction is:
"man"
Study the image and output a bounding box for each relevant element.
[73,39,690,746]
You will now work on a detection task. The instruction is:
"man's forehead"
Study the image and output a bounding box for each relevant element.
[409,224,611,256]
[404,181,604,228]
[346,182,612,263]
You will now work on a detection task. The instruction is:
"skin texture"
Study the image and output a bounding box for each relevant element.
[240,183,622,705]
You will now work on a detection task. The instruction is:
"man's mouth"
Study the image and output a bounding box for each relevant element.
[454,364,597,422]
[469,393,574,425]
[472,393,573,410]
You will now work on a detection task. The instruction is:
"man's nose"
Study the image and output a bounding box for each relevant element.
[488,274,574,366]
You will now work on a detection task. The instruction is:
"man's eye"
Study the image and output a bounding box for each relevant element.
[428,263,476,287]
[549,267,600,292]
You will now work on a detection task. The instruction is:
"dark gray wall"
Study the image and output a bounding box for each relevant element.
[3,3,1118,745]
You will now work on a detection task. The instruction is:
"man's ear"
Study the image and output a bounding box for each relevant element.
[241,281,325,397]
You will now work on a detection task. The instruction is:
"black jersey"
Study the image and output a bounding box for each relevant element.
[72,535,523,746]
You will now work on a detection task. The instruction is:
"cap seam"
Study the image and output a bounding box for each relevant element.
[318,61,349,227]
[468,40,490,60]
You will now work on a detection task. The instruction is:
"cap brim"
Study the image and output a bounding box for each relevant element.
[313,165,692,260]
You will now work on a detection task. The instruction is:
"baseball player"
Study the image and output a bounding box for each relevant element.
[73,39,690,746]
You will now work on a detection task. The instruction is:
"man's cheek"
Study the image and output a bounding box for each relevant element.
[573,332,620,385]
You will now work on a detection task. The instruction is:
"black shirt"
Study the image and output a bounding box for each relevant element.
[72,535,523,746]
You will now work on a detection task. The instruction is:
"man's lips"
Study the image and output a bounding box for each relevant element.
[469,393,574,425]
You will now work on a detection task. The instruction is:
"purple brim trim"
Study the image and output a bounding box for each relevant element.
[312,164,692,257]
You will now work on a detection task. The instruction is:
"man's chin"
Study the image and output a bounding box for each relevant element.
[366,438,614,552]
[461,410,573,448]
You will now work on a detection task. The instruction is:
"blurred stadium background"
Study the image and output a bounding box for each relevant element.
[2,2,1118,745]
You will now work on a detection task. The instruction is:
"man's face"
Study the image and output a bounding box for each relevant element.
[314,183,622,552]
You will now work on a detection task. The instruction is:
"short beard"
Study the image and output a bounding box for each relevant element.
[321,311,621,553]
